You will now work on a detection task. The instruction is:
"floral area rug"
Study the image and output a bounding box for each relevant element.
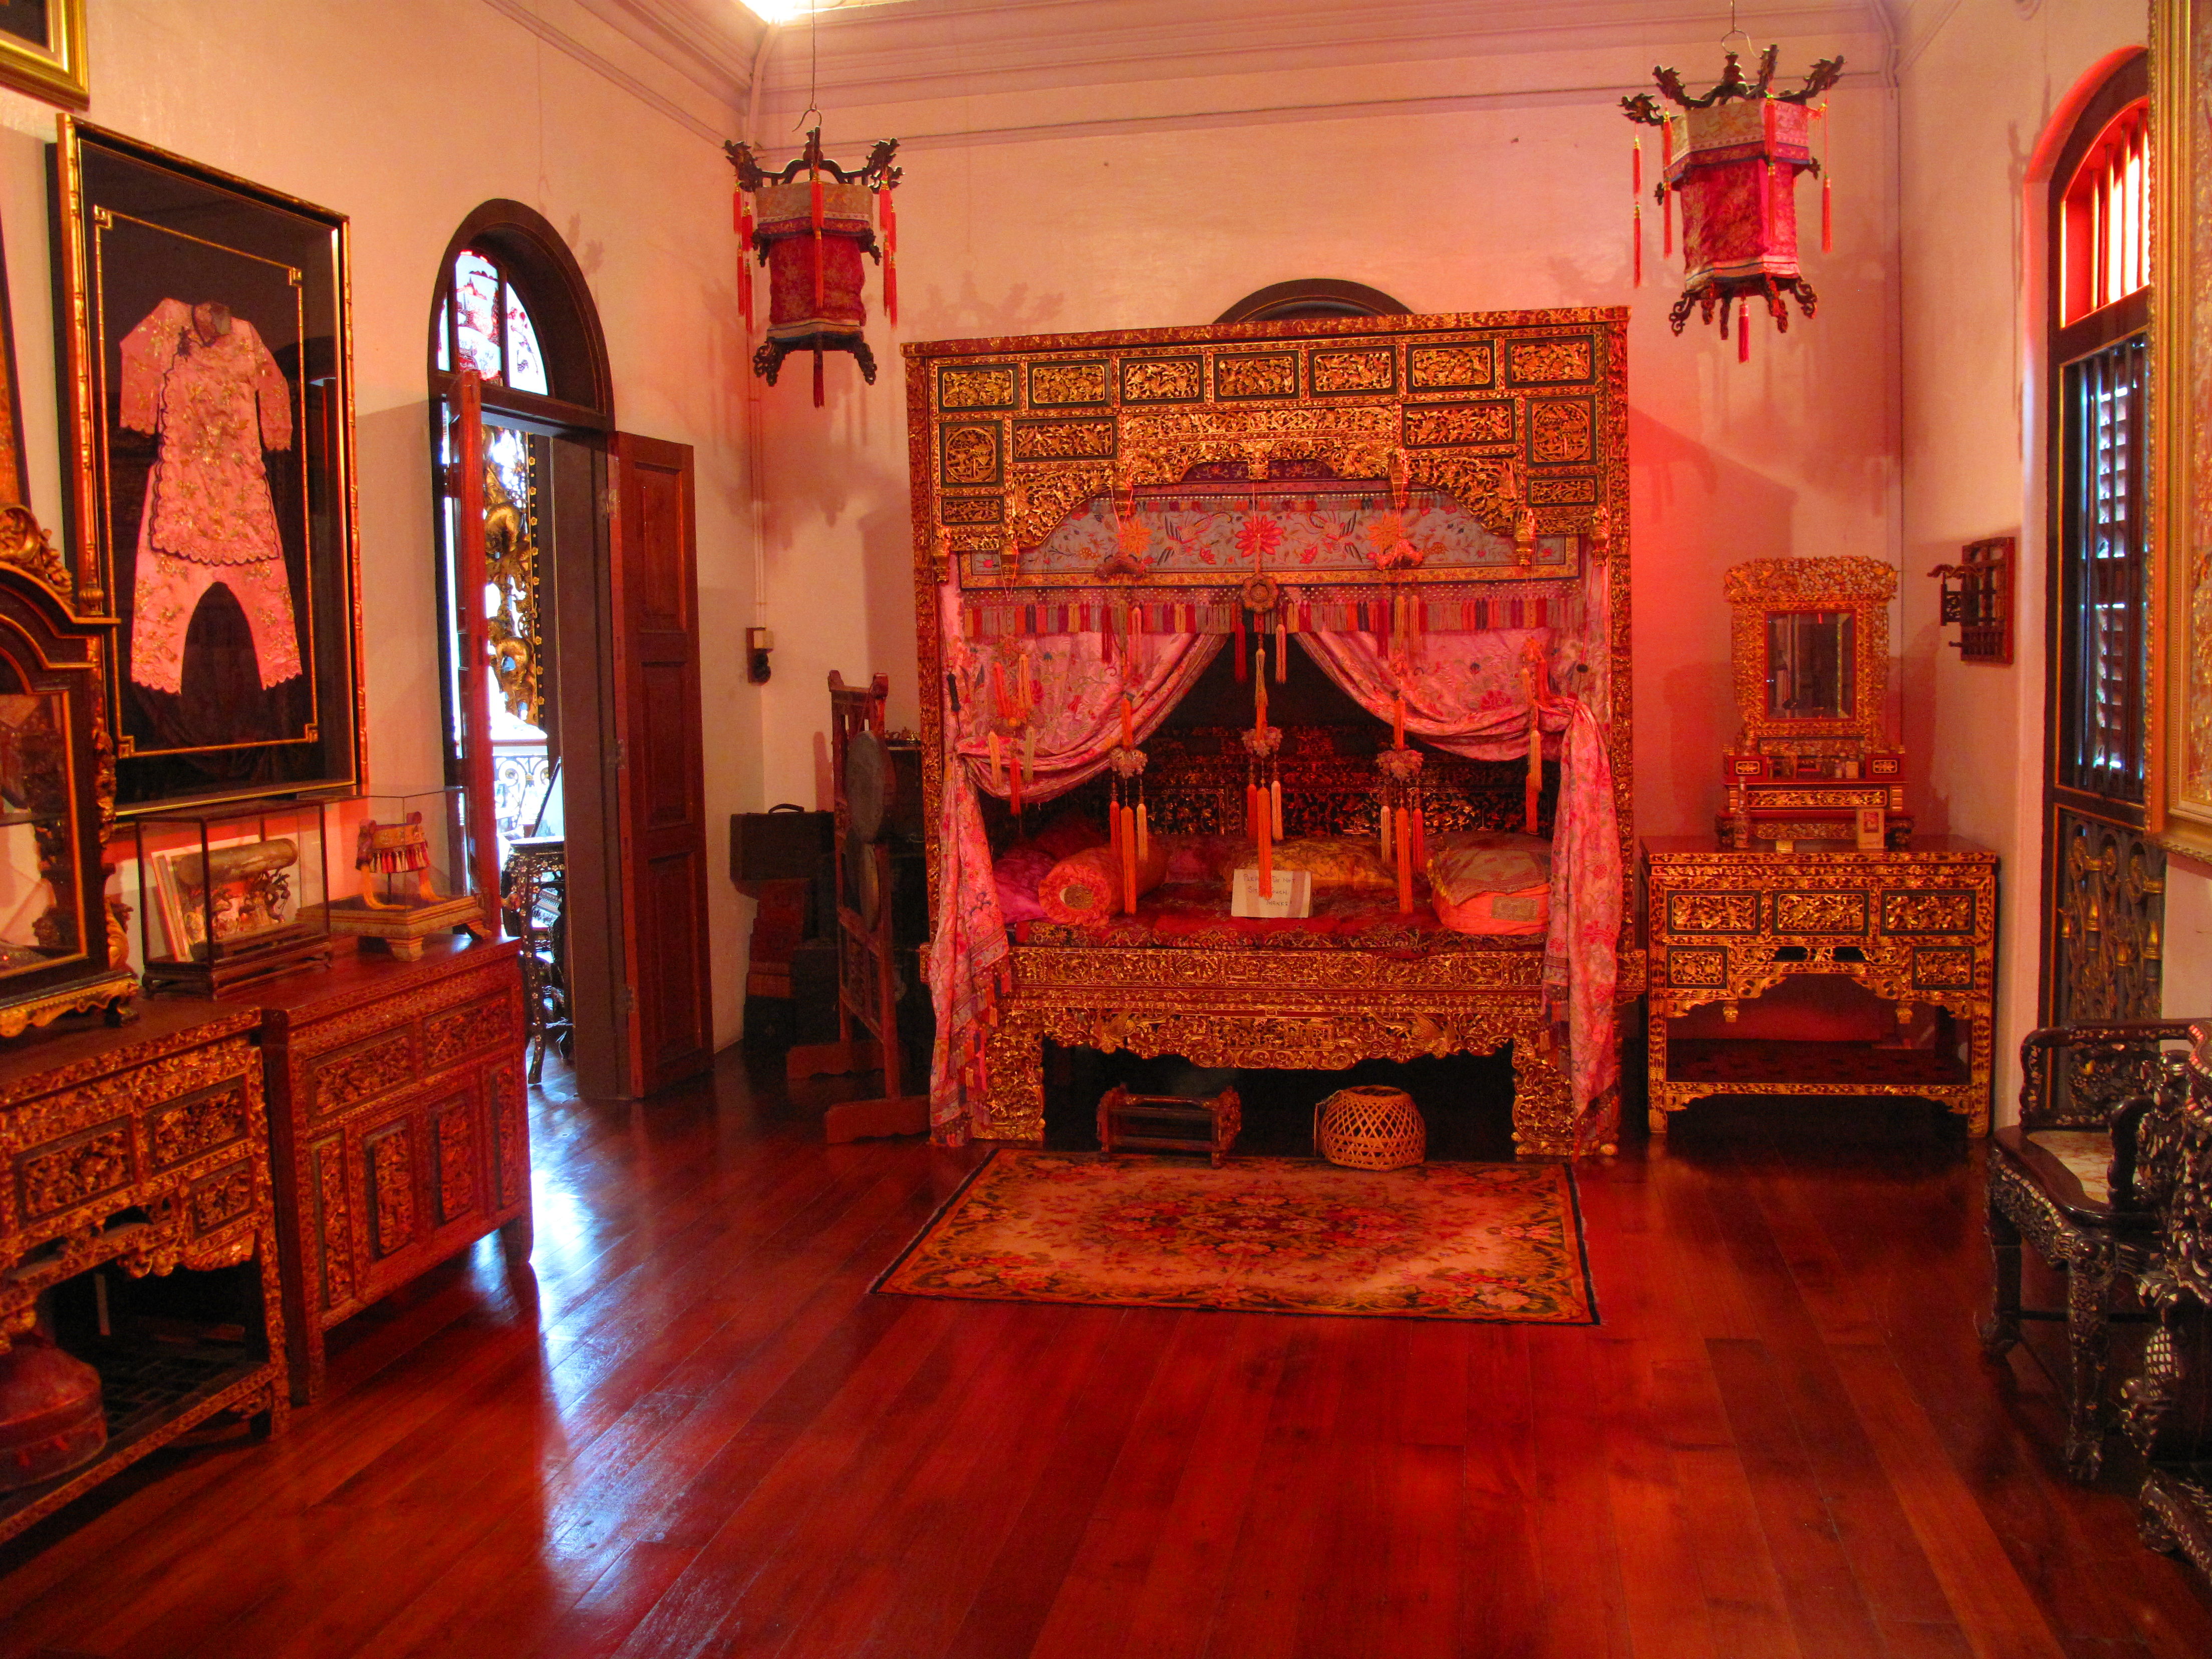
[875,1151,1595,1323]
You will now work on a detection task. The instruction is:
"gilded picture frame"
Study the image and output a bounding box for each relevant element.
[2151,0,2212,856]
[51,117,365,815]
[0,1,86,111]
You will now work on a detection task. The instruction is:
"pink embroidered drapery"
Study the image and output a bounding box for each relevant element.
[1295,629,1623,1152]
[925,581,1221,1138]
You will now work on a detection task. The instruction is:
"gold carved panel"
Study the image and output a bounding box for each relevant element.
[309,1031,415,1119]
[18,1122,131,1220]
[1214,353,1300,399]
[1773,891,1868,934]
[188,1160,255,1237]
[1405,402,1513,448]
[1309,347,1396,395]
[1881,890,1977,934]
[941,424,1002,486]
[1911,947,1976,990]
[314,1137,352,1311]
[1408,342,1495,390]
[1666,947,1730,987]
[937,364,1017,410]
[1506,336,1596,384]
[149,1081,249,1170]
[1011,419,1117,462]
[1666,892,1759,934]
[938,495,1002,526]
[1527,399,1595,464]
[366,1123,416,1260]
[422,995,512,1073]
[1028,361,1110,406]
[1120,357,1203,402]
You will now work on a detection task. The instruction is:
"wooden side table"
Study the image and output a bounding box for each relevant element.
[241,937,530,1403]
[1641,836,1999,1135]
[0,1002,287,1545]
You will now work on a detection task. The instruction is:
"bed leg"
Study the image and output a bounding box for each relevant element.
[1647,1108,1669,1135]
[1509,1036,1576,1158]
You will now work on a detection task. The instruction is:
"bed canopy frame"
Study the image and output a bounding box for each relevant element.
[906,309,1638,1158]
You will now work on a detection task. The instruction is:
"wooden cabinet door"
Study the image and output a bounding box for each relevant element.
[607,434,714,1094]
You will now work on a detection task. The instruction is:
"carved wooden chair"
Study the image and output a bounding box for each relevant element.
[1982,1019,2196,1480]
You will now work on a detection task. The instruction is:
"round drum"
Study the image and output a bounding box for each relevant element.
[1313,1085,1427,1171]
[845,730,892,845]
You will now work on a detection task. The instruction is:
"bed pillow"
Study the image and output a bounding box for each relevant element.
[1037,839,1169,925]
[1270,837,1395,892]
[1425,832,1552,906]
[993,843,1059,925]
[1433,884,1550,937]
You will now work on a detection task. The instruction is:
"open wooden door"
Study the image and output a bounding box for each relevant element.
[607,433,714,1094]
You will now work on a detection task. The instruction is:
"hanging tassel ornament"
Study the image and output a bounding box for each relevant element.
[1632,135,1645,287]
[734,187,755,332]
[1109,744,1148,916]
[1661,117,1675,256]
[1817,104,1833,253]
[1242,707,1282,904]
[1521,636,1549,834]
[1376,746,1424,917]
[878,173,899,324]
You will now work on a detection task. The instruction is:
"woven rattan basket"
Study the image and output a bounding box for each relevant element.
[1313,1085,1426,1171]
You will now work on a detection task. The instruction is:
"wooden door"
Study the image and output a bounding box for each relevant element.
[607,433,714,1094]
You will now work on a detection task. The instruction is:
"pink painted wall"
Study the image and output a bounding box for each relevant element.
[0,0,761,1048]
[746,20,1903,856]
[1895,0,2179,1113]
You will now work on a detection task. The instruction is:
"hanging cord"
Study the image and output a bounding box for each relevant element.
[794,0,821,132]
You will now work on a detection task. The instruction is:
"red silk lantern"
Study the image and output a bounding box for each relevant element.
[1624,44,1842,346]
[724,127,901,406]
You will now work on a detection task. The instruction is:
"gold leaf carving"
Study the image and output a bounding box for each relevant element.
[1666,893,1758,933]
[942,426,1000,485]
[1215,354,1299,399]
[1507,338,1594,383]
[1309,349,1395,394]
[1012,419,1117,462]
[938,365,1017,410]
[938,495,1002,525]
[1120,358,1202,402]
[1528,399,1594,464]
[1773,892,1868,933]
[1408,344,1495,390]
[1028,362,1110,406]
[1881,891,1977,933]
[1404,402,1513,448]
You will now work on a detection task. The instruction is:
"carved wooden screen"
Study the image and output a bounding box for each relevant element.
[903,309,1633,899]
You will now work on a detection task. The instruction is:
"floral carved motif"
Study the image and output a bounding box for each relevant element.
[1408,343,1495,390]
[20,1126,132,1219]
[1121,358,1203,402]
[422,997,511,1073]
[939,494,1002,525]
[1666,892,1758,934]
[942,426,1000,486]
[1528,399,1595,464]
[311,1032,414,1117]
[1214,354,1299,399]
[150,1084,249,1171]
[367,1128,416,1259]
[1911,948,1976,989]
[1028,361,1110,406]
[1506,337,1594,384]
[1528,475,1599,504]
[189,1161,255,1236]
[1773,891,1867,933]
[937,365,1017,409]
[434,1105,475,1225]
[1309,349,1395,394]
[1404,402,1513,449]
[1665,947,1730,987]
[1881,891,1976,934]
[1012,419,1117,462]
[489,1061,526,1212]
[315,1138,353,1310]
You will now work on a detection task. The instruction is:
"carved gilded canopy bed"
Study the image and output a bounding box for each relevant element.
[905,310,1635,1158]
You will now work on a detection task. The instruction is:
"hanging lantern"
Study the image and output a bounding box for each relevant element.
[724,127,901,405]
[1623,45,1843,351]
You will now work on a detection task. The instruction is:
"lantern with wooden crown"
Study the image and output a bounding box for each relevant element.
[1623,43,1843,360]
[725,127,901,406]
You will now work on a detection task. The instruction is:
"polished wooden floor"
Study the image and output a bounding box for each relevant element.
[1,1051,2208,1659]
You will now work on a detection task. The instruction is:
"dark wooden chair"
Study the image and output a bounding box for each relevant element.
[1983,1019,2196,1480]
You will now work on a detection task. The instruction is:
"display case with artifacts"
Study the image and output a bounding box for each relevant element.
[317,787,482,961]
[134,799,333,994]
[1717,556,1909,850]
[0,546,137,1037]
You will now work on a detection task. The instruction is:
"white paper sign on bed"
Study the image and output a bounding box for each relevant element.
[1230,867,1312,919]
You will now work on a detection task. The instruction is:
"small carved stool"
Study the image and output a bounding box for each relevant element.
[1097,1084,1241,1167]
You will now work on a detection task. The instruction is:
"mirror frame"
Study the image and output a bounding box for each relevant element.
[0,542,135,1036]
[1722,556,1896,752]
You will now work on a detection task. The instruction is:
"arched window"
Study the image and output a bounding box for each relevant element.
[2040,52,2162,1027]
[438,249,550,393]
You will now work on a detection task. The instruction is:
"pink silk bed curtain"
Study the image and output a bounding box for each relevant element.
[926,581,1222,1139]
[1295,629,1623,1153]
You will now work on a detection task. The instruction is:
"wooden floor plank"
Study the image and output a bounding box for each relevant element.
[0,1074,2205,1659]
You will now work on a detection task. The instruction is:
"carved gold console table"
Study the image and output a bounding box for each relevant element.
[0,1002,287,1546]
[1642,836,1997,1135]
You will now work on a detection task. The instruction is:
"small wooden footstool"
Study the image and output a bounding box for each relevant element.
[1097,1084,1242,1167]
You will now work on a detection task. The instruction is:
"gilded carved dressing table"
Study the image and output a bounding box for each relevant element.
[1643,557,1997,1134]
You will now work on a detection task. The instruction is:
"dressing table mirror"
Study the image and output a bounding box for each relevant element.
[0,536,135,1036]
[1719,556,1909,850]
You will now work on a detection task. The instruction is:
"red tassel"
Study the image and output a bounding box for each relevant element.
[1822,177,1833,254]
[1235,608,1248,681]
[1632,136,1641,196]
[736,195,754,331]
[1633,205,1643,288]
[813,349,825,406]
[1740,314,1751,363]
[880,184,899,325]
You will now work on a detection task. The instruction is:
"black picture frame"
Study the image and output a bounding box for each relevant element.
[51,116,364,815]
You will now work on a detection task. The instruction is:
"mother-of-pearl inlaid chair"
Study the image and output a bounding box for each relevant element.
[1983,1020,2196,1481]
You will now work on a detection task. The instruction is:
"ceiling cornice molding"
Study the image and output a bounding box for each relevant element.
[478,0,741,146]
[746,0,1893,111]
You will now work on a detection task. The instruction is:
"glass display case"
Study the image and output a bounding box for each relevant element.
[1719,556,1909,851]
[0,549,136,1035]
[321,786,483,961]
[134,798,333,994]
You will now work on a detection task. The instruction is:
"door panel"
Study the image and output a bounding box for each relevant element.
[608,433,713,1093]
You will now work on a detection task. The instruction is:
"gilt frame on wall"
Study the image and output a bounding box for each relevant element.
[51,116,365,815]
[2151,0,2212,858]
[0,0,86,110]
